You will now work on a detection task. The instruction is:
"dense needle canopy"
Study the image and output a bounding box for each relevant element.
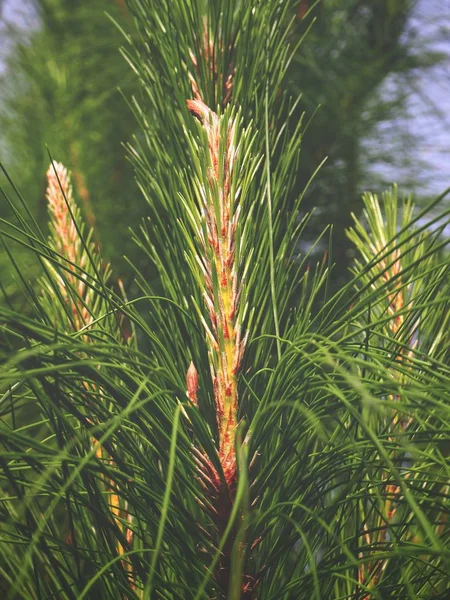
[0,1,449,599]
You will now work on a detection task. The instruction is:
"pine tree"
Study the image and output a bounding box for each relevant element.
[0,1,449,599]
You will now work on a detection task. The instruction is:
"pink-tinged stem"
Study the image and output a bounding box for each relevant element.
[186,98,251,597]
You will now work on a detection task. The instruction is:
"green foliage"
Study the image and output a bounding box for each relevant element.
[0,0,141,274]
[289,0,446,280]
[1,0,444,289]
[0,1,449,599]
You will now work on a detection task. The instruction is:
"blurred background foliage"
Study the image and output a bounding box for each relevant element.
[291,0,447,281]
[0,0,447,292]
[0,0,141,287]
